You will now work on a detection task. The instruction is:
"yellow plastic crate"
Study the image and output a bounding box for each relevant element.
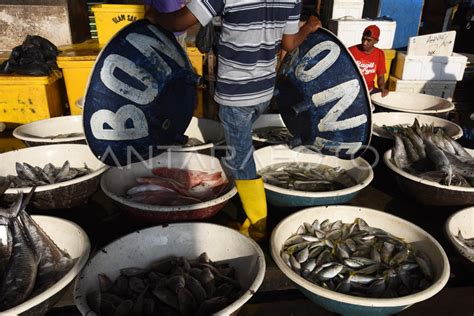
[0,131,26,153]
[0,71,64,124]
[187,46,204,76]
[92,4,145,45]
[57,40,102,115]
[376,49,396,88]
[193,87,205,118]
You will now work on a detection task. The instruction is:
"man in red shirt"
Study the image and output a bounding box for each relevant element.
[349,25,388,97]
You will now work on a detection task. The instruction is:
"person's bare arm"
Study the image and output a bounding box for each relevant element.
[377,74,388,97]
[144,5,199,32]
[281,16,321,52]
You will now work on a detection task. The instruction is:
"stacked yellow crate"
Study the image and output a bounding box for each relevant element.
[57,40,102,115]
[92,4,145,45]
[0,71,64,124]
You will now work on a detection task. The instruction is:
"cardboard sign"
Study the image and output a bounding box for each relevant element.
[407,31,456,56]
[276,28,372,159]
[83,20,198,166]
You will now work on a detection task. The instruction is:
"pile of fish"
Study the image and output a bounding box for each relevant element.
[280,218,434,298]
[389,119,474,187]
[455,230,474,252]
[87,252,243,316]
[22,132,85,140]
[0,161,91,188]
[373,120,447,140]
[0,185,74,311]
[252,126,293,143]
[126,167,229,205]
[258,162,357,192]
[182,137,206,147]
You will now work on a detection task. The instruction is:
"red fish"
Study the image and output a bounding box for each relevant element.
[152,168,222,189]
[187,177,227,200]
[129,191,202,205]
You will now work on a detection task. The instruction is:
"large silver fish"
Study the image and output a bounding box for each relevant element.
[424,139,452,185]
[20,209,73,296]
[0,216,12,279]
[0,194,39,311]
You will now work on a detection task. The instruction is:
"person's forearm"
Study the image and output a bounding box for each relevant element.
[281,23,314,52]
[145,6,196,32]
[377,75,386,89]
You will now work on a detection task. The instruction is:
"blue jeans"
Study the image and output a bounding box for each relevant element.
[219,101,270,180]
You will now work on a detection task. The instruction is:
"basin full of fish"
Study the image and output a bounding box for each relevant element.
[258,162,357,192]
[0,161,92,188]
[373,116,460,140]
[182,137,206,147]
[20,132,85,140]
[0,187,74,311]
[280,218,434,298]
[86,252,243,316]
[388,118,474,187]
[445,207,474,276]
[252,126,293,144]
[12,115,86,146]
[165,117,224,151]
[126,167,230,206]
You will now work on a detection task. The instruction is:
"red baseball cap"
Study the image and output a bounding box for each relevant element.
[363,25,380,41]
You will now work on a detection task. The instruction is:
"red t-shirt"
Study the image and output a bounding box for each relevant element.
[348,45,386,91]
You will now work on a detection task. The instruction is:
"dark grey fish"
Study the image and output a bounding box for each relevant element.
[443,150,474,179]
[184,274,207,304]
[0,216,12,278]
[424,139,452,185]
[15,162,37,183]
[401,134,420,162]
[177,287,197,316]
[152,287,179,309]
[182,137,206,147]
[444,134,472,158]
[0,181,10,195]
[54,160,70,182]
[0,194,39,311]
[253,126,293,143]
[43,163,57,179]
[20,208,73,296]
[404,128,426,159]
[392,133,410,169]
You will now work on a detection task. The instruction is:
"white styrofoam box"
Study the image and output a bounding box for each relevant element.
[407,31,456,57]
[332,0,364,19]
[388,75,456,101]
[393,51,468,81]
[327,18,397,49]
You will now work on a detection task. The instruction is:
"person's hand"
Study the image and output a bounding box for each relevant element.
[305,16,322,33]
[381,89,389,97]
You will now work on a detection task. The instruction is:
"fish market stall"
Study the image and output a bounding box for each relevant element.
[39,22,473,315]
[29,158,474,315]
[1,15,474,316]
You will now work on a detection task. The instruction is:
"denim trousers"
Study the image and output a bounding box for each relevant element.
[218,101,271,180]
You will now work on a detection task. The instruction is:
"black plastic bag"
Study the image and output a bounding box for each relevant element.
[196,22,216,54]
[0,35,59,76]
